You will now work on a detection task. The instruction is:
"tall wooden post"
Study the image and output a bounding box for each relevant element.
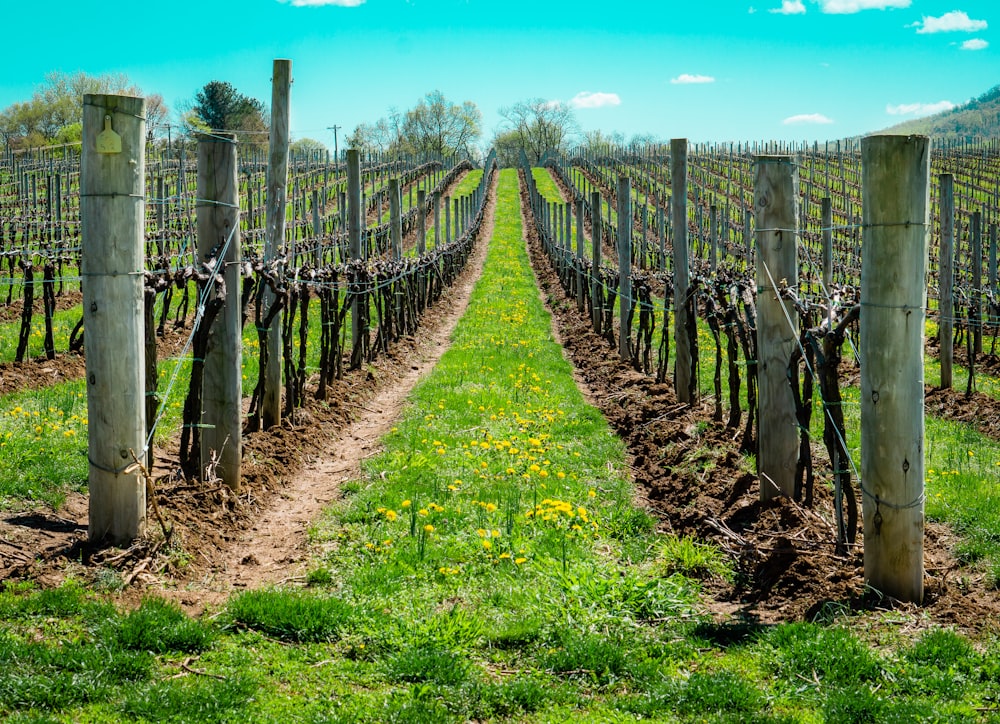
[347,149,363,358]
[197,133,242,490]
[417,189,427,254]
[618,175,632,360]
[591,190,603,334]
[861,134,930,605]
[989,223,998,296]
[576,197,585,312]
[433,190,441,248]
[821,197,833,292]
[671,139,693,402]
[263,58,291,430]
[389,178,402,260]
[939,174,955,390]
[971,211,983,355]
[706,204,716,273]
[755,155,800,501]
[444,195,451,245]
[81,93,147,543]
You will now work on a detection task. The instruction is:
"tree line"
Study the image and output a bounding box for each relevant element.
[1,72,660,165]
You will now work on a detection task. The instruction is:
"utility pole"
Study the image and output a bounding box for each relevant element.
[327,125,341,175]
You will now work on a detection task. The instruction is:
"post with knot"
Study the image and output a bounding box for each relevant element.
[754,154,800,501]
[861,134,930,605]
[197,132,242,491]
[263,58,292,430]
[81,93,147,544]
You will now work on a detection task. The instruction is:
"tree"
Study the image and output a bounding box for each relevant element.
[398,91,481,158]
[190,81,267,142]
[0,71,162,150]
[346,118,395,153]
[495,99,578,165]
[290,137,328,159]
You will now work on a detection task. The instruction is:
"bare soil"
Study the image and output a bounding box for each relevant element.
[0,172,498,614]
[519,171,1000,632]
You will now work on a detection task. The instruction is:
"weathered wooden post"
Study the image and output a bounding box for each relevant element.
[618,175,632,360]
[861,134,930,605]
[972,211,983,355]
[263,58,291,430]
[433,190,441,248]
[939,174,955,389]
[576,196,585,312]
[82,93,147,543]
[197,133,242,490]
[347,149,363,360]
[821,197,833,292]
[312,189,322,267]
[389,178,402,260]
[444,194,451,245]
[591,190,603,334]
[708,204,718,273]
[755,155,800,501]
[671,139,693,402]
[417,189,427,255]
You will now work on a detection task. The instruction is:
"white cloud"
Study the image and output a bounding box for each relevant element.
[770,0,806,13]
[816,0,909,13]
[961,38,989,50]
[886,100,956,116]
[783,113,834,125]
[911,10,988,33]
[278,0,365,6]
[568,92,621,109]
[670,74,716,84]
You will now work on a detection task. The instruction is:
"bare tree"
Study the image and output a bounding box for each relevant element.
[399,90,481,158]
[496,99,578,165]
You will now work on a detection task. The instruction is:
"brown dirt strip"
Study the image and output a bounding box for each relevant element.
[0,171,499,614]
[518,168,1000,632]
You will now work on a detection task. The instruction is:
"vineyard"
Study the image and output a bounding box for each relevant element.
[3,77,1000,720]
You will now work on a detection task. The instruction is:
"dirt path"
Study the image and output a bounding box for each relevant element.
[161,172,499,607]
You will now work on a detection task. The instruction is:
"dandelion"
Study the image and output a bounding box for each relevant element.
[419,508,429,517]
[482,539,492,550]
[402,499,412,508]
[384,509,398,522]
[424,524,435,533]
[588,489,596,498]
[485,502,497,513]
[514,557,527,565]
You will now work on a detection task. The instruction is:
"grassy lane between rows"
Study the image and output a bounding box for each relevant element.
[3,169,1000,722]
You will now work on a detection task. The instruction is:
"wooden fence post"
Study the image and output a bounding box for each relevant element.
[347,149,363,361]
[972,211,983,355]
[433,190,441,248]
[576,197,585,312]
[389,178,402,260]
[197,132,242,491]
[861,134,930,604]
[81,93,147,543]
[754,155,800,501]
[618,175,632,360]
[671,139,693,403]
[417,189,427,255]
[591,190,603,334]
[939,174,954,390]
[263,58,291,430]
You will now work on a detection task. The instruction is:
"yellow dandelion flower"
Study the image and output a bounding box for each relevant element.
[424,524,435,533]
[402,499,412,508]
[514,557,527,565]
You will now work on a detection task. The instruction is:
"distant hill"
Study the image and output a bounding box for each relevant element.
[880,84,1000,142]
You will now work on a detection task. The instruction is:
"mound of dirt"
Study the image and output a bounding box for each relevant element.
[519,171,1000,630]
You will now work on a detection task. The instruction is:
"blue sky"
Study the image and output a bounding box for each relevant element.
[1,0,994,148]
